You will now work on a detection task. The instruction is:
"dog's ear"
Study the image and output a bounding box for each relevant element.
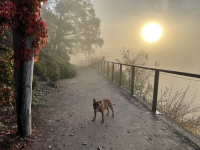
[99,101,102,103]
[93,99,96,102]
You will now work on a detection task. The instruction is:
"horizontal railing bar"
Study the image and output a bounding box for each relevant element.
[102,60,200,78]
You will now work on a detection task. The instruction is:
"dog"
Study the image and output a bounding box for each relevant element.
[92,99,115,123]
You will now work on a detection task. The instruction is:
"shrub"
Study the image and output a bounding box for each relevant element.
[32,75,37,90]
[158,86,200,137]
[0,44,14,86]
[59,62,77,79]
[36,50,77,80]
[115,48,155,101]
[34,60,47,80]
[47,63,60,82]
[32,97,45,107]
[0,44,15,110]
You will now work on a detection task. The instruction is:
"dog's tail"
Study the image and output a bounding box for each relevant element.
[112,103,115,105]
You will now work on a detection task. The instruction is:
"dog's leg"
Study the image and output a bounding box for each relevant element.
[106,108,109,116]
[101,111,104,123]
[109,105,114,117]
[92,110,97,121]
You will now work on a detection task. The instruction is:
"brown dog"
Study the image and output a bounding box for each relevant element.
[92,99,114,123]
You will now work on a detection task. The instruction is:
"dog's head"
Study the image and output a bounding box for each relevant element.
[93,99,102,111]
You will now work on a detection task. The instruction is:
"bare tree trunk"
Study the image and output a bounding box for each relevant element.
[21,37,34,136]
[14,29,24,135]
[53,14,63,51]
[14,29,33,137]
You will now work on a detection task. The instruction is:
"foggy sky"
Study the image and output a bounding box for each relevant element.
[86,0,200,74]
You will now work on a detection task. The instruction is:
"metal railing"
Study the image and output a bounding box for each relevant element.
[90,59,200,137]
[90,59,200,112]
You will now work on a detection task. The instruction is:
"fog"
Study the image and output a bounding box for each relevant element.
[72,0,200,74]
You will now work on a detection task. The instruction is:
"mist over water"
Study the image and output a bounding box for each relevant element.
[72,0,200,74]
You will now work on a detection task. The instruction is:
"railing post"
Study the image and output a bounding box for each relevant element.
[131,66,135,95]
[107,62,109,77]
[101,60,102,73]
[98,60,99,71]
[152,70,160,112]
[112,63,114,81]
[104,61,105,75]
[96,59,97,69]
[119,64,122,87]
[93,59,94,67]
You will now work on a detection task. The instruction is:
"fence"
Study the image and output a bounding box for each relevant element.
[90,59,200,136]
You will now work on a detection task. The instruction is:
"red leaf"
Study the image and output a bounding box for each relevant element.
[3,36,6,41]
[11,130,17,133]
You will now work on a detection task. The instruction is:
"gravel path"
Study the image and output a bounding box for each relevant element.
[30,66,200,150]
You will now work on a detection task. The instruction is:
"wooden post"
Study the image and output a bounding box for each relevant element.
[152,70,160,112]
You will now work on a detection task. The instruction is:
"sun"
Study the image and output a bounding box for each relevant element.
[142,23,162,42]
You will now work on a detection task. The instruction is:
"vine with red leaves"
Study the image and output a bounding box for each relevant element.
[0,0,49,64]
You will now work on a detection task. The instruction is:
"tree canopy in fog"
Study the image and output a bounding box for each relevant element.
[42,0,104,60]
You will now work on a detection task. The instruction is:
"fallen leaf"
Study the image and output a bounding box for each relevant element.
[127,130,131,133]
[82,141,88,145]
[27,139,34,145]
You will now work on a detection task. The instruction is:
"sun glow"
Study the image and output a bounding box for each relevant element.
[142,23,162,42]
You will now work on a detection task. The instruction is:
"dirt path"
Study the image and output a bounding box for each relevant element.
[30,66,200,150]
